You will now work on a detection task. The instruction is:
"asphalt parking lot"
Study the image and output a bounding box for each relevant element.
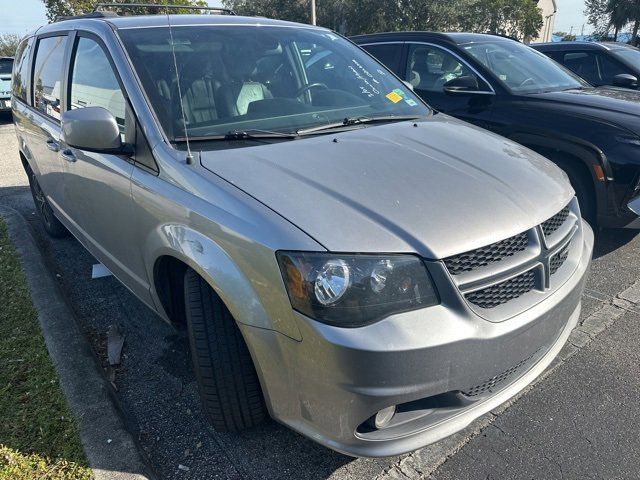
[1,112,640,480]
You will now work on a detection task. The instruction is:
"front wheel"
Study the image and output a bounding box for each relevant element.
[183,268,267,432]
[26,165,69,238]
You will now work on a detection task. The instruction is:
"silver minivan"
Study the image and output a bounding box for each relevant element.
[12,12,593,457]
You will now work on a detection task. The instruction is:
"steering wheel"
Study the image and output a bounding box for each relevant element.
[295,82,329,98]
[519,77,536,88]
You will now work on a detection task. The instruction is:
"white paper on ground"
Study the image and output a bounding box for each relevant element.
[91,263,113,279]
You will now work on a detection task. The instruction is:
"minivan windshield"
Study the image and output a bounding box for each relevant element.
[118,25,429,141]
[462,40,588,94]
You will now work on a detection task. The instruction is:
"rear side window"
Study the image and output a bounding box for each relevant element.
[33,36,68,120]
[0,58,13,75]
[361,43,403,75]
[12,39,32,102]
[70,37,126,134]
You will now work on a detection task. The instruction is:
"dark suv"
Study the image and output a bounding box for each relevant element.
[353,32,640,228]
[532,41,640,90]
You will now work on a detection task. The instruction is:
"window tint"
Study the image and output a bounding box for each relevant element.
[12,39,32,102]
[33,36,68,120]
[0,58,13,75]
[362,44,403,74]
[561,52,601,85]
[464,41,585,93]
[560,51,631,86]
[70,37,126,134]
[407,44,486,92]
[597,53,630,84]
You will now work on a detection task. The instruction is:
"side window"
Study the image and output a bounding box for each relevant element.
[596,53,631,84]
[70,37,126,135]
[362,43,403,75]
[12,38,32,102]
[561,52,600,85]
[406,44,486,92]
[33,36,68,120]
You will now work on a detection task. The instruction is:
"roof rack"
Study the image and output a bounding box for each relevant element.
[93,2,236,15]
[55,11,119,22]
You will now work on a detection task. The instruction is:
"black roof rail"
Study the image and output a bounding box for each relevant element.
[93,2,236,15]
[485,32,520,42]
[55,11,118,22]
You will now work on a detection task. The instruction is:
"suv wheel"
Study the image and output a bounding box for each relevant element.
[183,268,267,432]
[26,166,69,238]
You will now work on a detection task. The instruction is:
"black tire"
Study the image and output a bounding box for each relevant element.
[26,165,69,238]
[183,268,267,432]
[556,161,596,227]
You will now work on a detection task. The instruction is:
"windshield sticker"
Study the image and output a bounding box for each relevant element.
[405,99,418,107]
[386,91,403,103]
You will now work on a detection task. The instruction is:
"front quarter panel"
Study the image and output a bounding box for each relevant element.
[132,143,323,341]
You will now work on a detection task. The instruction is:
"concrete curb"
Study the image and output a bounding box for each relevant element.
[0,206,153,480]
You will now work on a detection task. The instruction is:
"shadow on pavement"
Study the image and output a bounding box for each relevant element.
[593,228,639,259]
[0,111,12,125]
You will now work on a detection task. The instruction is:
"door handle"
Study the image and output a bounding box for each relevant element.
[60,149,76,163]
[45,139,59,152]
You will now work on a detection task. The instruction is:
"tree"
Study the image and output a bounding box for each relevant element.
[0,34,22,57]
[223,0,543,39]
[458,0,543,41]
[42,0,207,22]
[553,31,577,41]
[585,0,611,39]
[586,0,640,44]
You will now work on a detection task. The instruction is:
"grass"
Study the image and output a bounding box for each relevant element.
[0,219,92,480]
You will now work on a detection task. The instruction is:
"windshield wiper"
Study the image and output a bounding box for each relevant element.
[296,115,426,136]
[175,129,299,142]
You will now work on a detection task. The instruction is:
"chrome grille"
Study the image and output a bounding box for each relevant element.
[444,232,528,275]
[550,241,570,275]
[466,270,536,309]
[541,207,569,237]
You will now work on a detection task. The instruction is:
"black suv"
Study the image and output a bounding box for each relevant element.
[532,41,640,90]
[353,32,640,228]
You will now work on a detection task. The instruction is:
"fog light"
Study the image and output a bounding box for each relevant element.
[374,405,396,429]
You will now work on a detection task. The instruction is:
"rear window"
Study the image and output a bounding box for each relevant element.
[0,58,13,75]
[12,39,32,102]
[33,36,68,121]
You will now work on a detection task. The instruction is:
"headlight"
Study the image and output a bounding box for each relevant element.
[276,252,439,327]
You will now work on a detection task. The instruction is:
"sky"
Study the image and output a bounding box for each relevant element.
[1,0,589,36]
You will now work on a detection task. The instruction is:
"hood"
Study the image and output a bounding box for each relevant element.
[200,115,573,259]
[533,86,640,117]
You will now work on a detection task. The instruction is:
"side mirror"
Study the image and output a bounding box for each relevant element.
[613,73,638,89]
[443,75,480,94]
[61,107,128,153]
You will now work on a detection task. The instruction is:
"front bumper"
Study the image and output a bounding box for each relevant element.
[242,221,593,457]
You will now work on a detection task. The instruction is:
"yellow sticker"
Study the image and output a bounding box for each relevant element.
[385,91,403,103]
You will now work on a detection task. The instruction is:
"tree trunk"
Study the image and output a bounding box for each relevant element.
[633,19,639,46]
[614,25,619,41]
